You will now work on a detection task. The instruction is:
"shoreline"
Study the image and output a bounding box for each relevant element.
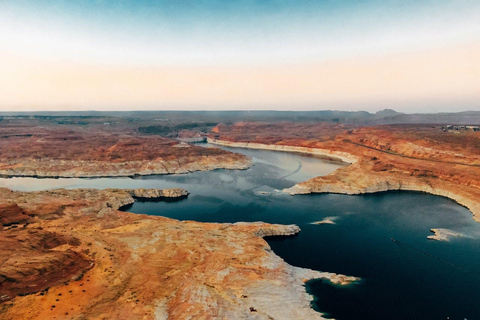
[209,138,480,223]
[207,138,358,164]
[3,137,476,318]
[0,158,252,179]
[0,186,358,319]
[284,176,480,223]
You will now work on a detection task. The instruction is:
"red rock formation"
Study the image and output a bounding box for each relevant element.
[0,229,92,303]
[210,122,480,222]
[0,203,32,227]
[0,188,356,319]
[0,124,250,177]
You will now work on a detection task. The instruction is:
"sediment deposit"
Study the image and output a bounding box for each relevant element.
[311,217,338,225]
[0,187,357,319]
[427,228,463,241]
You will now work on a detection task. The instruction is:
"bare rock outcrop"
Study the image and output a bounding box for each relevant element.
[126,188,189,200]
[0,228,92,303]
[210,123,480,223]
[238,222,302,237]
[0,188,357,319]
[0,126,252,178]
[0,203,32,227]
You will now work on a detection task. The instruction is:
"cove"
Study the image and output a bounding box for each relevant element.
[1,145,480,320]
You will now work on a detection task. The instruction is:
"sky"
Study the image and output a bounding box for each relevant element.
[0,0,479,113]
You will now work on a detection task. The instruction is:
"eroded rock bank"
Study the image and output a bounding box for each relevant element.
[127,188,189,201]
[0,187,357,320]
[0,155,251,178]
[208,138,358,164]
[210,137,480,220]
[284,163,480,223]
[0,126,251,178]
[209,123,480,223]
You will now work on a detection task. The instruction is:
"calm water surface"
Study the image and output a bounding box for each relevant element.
[1,144,480,320]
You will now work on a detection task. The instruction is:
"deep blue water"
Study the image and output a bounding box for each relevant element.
[2,145,480,320]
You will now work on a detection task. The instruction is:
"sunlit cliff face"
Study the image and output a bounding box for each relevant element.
[0,0,479,112]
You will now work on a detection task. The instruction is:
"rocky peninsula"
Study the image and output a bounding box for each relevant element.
[0,117,362,319]
[0,187,357,319]
[0,124,251,178]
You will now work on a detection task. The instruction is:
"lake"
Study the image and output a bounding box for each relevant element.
[1,144,479,320]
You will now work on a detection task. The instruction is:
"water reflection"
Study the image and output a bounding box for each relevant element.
[0,144,344,192]
[1,144,480,319]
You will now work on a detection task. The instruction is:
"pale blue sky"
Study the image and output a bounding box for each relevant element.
[0,1,479,111]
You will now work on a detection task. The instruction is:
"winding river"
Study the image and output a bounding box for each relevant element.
[1,144,480,320]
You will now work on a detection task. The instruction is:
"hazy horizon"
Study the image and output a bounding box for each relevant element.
[1,0,479,112]
[2,108,480,115]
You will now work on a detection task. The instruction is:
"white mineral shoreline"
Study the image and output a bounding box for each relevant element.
[284,181,480,223]
[207,138,358,164]
[0,158,252,178]
[208,138,480,222]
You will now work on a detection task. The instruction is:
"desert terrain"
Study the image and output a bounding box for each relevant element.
[1,114,479,319]
[0,118,250,177]
[209,122,480,221]
[0,186,356,320]
[0,116,359,319]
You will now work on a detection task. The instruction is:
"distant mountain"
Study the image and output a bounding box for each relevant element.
[366,111,480,125]
[373,109,402,118]
[1,109,479,125]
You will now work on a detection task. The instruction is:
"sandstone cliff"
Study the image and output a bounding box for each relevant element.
[127,188,189,200]
[0,126,251,178]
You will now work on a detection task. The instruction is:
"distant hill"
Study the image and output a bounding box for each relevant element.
[1,109,479,125]
[366,111,480,125]
[0,109,402,123]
